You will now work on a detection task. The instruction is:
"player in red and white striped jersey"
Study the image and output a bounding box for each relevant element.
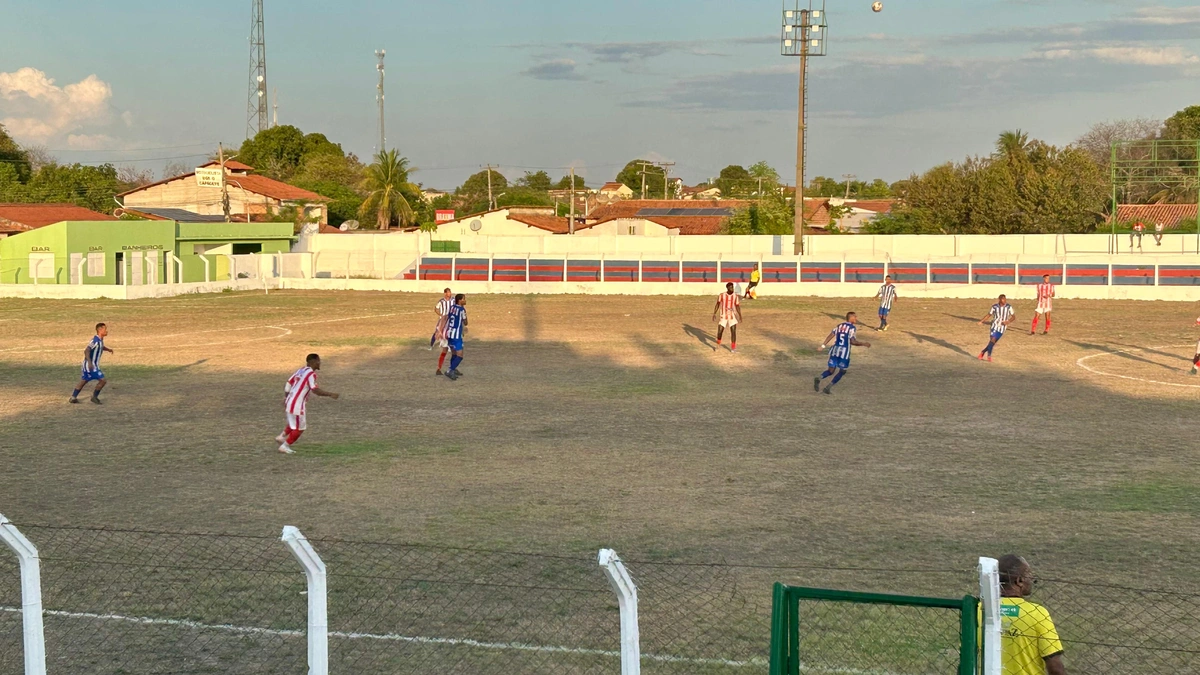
[275,354,340,454]
[1030,274,1055,335]
[711,282,743,352]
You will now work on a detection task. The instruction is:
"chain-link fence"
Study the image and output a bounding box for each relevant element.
[2,522,1199,675]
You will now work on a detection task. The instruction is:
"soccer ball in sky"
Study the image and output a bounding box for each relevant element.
[872,1,883,11]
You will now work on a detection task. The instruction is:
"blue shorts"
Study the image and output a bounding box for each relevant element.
[448,337,464,352]
[81,369,105,382]
[990,331,1005,342]
[827,356,850,370]
[878,307,890,316]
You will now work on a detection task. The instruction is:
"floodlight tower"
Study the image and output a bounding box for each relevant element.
[376,50,387,152]
[782,0,827,255]
[246,0,268,139]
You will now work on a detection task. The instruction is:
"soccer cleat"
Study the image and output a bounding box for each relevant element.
[90,396,102,405]
[978,353,986,361]
[1043,331,1049,335]
[436,369,442,376]
[813,377,821,392]
[1191,366,1198,376]
[1030,331,1036,335]
[277,444,295,454]
[986,355,993,362]
[446,370,459,381]
[822,386,833,395]
[69,397,79,404]
[449,369,463,378]
[730,347,737,353]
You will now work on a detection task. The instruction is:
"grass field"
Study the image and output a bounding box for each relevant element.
[1,290,1199,672]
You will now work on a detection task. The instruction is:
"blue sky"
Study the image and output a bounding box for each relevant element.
[2,0,1199,188]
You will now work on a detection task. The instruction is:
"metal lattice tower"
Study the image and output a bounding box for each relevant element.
[376,50,386,152]
[246,0,268,139]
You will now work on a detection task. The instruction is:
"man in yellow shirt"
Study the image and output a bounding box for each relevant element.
[744,268,761,299]
[998,554,1066,675]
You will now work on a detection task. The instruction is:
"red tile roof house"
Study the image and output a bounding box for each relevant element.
[117,161,331,225]
[582,199,834,235]
[1116,204,1198,230]
[0,203,116,237]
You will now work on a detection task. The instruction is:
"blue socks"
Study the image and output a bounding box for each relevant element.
[821,368,835,380]
[71,388,81,398]
[832,370,846,385]
[983,342,995,355]
[450,355,463,371]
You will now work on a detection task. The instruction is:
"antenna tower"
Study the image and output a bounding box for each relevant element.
[376,50,386,152]
[246,0,268,139]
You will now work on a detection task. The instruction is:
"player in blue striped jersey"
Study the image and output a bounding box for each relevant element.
[70,322,113,404]
[435,294,468,380]
[978,295,1016,362]
[814,312,871,395]
[875,276,897,331]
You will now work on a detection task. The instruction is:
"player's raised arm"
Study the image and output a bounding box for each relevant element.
[820,329,836,349]
[850,337,871,348]
[313,386,340,400]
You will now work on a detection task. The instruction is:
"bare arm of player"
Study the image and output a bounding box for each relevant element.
[312,387,340,400]
[103,345,113,354]
[820,331,835,349]
[979,313,993,324]
[1045,653,1066,675]
[850,338,871,348]
[435,315,449,337]
[712,299,720,321]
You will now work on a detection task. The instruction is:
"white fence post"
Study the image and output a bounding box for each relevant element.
[598,549,640,675]
[978,556,1002,675]
[282,526,328,675]
[0,515,46,675]
[197,254,211,283]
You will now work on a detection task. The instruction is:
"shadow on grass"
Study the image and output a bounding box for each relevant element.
[682,324,717,351]
[905,332,974,359]
[1064,340,1174,370]
[944,314,981,323]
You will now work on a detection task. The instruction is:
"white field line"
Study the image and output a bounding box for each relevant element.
[0,312,417,355]
[0,605,894,674]
[1076,343,1200,389]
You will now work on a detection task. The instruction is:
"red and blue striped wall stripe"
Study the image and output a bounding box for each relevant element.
[844,264,884,283]
[1157,266,1200,286]
[763,263,797,282]
[1065,265,1108,285]
[720,263,757,283]
[529,260,564,282]
[929,264,968,283]
[1018,267,1062,284]
[888,264,927,283]
[643,262,679,282]
[972,265,1016,284]
[604,261,640,282]
[800,264,841,282]
[683,263,718,283]
[1111,265,1154,286]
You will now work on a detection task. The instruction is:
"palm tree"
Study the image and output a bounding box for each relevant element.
[995,130,1031,162]
[359,149,415,230]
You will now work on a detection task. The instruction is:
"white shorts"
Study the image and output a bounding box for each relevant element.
[438,338,449,349]
[286,412,307,432]
[719,317,739,328]
[1035,303,1052,315]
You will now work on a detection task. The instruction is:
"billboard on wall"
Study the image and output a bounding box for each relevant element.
[195,168,224,188]
[436,210,455,223]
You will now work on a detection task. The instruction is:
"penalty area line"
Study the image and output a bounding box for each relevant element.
[1076,343,1200,389]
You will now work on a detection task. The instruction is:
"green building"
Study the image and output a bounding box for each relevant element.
[0,220,294,285]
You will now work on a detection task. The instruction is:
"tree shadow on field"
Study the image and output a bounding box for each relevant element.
[682,324,717,351]
[944,313,980,323]
[1106,341,1191,364]
[1064,340,1173,370]
[905,332,974,359]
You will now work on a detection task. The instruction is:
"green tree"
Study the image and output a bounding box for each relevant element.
[457,169,508,199]
[717,164,753,197]
[517,170,552,192]
[25,163,121,213]
[236,125,343,180]
[858,179,892,199]
[358,149,416,230]
[1164,105,1200,140]
[995,129,1032,164]
[723,193,794,235]
[615,159,665,198]
[0,123,31,182]
[748,161,780,182]
[555,174,587,190]
[291,153,367,227]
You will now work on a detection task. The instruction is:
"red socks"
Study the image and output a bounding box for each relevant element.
[438,352,447,369]
[285,428,303,444]
[1031,316,1039,331]
[1045,315,1051,331]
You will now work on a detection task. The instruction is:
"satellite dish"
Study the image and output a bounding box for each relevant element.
[339,223,350,231]
[470,219,483,232]
[344,219,361,231]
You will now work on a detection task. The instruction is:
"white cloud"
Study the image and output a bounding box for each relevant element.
[66,133,115,150]
[1129,6,1200,25]
[0,67,117,142]
[1038,45,1200,66]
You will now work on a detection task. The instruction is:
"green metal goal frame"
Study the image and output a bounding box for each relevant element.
[769,583,979,675]
[1110,139,1200,251]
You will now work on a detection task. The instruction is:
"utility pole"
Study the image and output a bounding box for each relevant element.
[569,166,576,234]
[485,164,495,210]
[246,0,268,139]
[637,161,655,200]
[782,2,827,255]
[659,161,676,199]
[376,49,386,153]
[842,173,855,200]
[218,143,232,222]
